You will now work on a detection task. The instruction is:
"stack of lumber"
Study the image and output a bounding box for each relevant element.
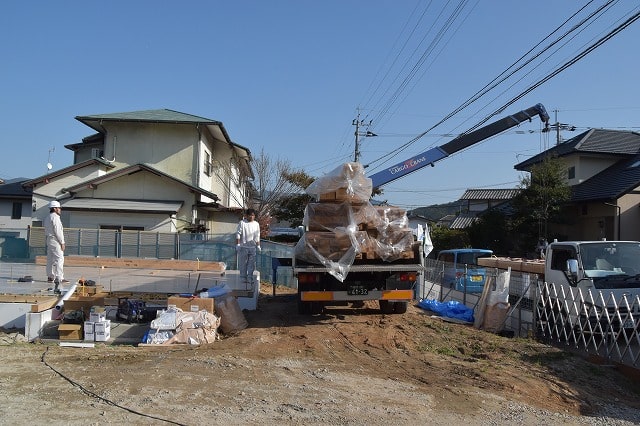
[35,256,226,272]
[477,257,545,275]
[295,162,416,264]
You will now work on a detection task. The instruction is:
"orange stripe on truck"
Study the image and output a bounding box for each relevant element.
[301,291,334,301]
[381,290,413,300]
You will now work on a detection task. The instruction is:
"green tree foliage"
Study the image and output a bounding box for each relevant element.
[468,209,512,254]
[510,156,571,255]
[430,226,470,256]
[268,169,315,228]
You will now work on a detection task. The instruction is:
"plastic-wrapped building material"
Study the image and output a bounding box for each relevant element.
[296,162,417,282]
[146,307,221,345]
[305,162,373,203]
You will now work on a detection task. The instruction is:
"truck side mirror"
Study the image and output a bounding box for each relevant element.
[566,259,579,286]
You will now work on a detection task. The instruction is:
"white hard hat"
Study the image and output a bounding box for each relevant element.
[49,200,61,209]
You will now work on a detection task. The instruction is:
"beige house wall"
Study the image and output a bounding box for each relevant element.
[31,164,112,223]
[100,123,197,185]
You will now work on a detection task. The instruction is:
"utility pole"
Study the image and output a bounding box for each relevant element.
[549,109,576,145]
[352,109,376,162]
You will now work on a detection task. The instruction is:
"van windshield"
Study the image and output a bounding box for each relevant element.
[457,252,490,266]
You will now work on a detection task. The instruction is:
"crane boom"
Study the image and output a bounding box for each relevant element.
[368,103,550,188]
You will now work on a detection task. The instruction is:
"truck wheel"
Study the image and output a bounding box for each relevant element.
[379,300,394,314]
[298,298,312,315]
[310,302,324,315]
[394,301,408,314]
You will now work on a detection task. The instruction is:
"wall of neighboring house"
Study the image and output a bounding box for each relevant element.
[573,156,620,184]
[31,164,113,225]
[69,211,174,232]
[467,200,489,213]
[72,171,194,231]
[101,123,197,184]
[0,199,32,235]
[619,191,640,241]
[209,210,244,241]
[207,139,245,209]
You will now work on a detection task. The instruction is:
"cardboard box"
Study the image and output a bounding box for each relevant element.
[94,320,111,342]
[167,296,214,313]
[89,312,106,323]
[84,321,95,341]
[64,295,106,316]
[58,324,82,340]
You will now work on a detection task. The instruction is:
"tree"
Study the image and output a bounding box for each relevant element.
[266,168,315,228]
[510,156,571,255]
[429,226,470,255]
[468,209,513,254]
[213,149,314,236]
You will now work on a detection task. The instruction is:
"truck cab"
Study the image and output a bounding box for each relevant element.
[544,240,640,332]
[437,248,493,293]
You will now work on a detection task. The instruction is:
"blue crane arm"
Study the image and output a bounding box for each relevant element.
[369,103,550,189]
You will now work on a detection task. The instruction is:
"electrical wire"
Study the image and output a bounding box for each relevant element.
[40,346,185,425]
[365,3,639,173]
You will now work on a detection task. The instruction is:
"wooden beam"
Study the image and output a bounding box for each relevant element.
[35,256,226,271]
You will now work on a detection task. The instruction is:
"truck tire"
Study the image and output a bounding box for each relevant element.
[379,300,395,314]
[394,301,409,314]
[298,298,312,315]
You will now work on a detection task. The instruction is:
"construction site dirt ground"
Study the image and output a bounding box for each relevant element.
[2,280,640,425]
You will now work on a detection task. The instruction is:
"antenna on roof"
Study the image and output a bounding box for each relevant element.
[46,146,55,173]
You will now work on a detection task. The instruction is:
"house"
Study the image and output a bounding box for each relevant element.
[22,109,252,237]
[514,128,640,241]
[0,178,33,237]
[446,188,520,229]
[0,178,33,258]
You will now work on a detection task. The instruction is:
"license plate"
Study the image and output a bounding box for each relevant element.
[470,275,483,282]
[348,285,368,295]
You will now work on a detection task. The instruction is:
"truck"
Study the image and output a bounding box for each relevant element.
[478,240,640,335]
[291,104,550,315]
[543,240,640,335]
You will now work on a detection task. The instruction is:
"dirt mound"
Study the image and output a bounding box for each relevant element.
[1,283,639,425]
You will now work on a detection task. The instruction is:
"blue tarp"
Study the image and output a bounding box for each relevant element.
[417,299,474,323]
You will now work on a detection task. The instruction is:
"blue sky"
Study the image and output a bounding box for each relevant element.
[2,1,639,209]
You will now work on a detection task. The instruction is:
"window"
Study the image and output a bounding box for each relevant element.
[550,247,576,271]
[204,151,212,176]
[568,166,575,179]
[11,202,22,219]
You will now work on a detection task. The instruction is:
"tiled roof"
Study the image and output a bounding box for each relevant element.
[515,129,640,170]
[449,213,479,229]
[571,154,640,202]
[460,188,520,200]
[0,178,32,198]
[76,109,220,125]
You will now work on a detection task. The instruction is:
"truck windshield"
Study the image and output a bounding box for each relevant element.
[580,242,640,281]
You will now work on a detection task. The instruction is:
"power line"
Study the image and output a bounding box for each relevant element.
[365,4,640,173]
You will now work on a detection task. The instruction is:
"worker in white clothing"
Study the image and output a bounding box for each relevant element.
[44,200,67,294]
[236,208,261,287]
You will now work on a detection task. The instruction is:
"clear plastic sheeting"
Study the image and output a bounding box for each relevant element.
[305,162,373,203]
[295,162,416,282]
